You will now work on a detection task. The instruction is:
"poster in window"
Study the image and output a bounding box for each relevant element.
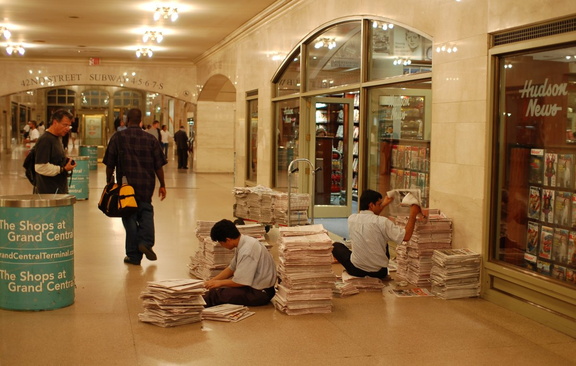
[529,149,544,184]
[526,221,539,255]
[528,186,541,220]
[544,152,557,187]
[554,191,571,227]
[539,226,553,259]
[541,189,554,223]
[557,154,574,189]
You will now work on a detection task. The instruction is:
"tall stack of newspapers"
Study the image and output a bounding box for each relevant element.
[233,186,310,226]
[189,221,268,280]
[138,279,206,327]
[395,209,452,286]
[430,248,481,299]
[272,225,336,315]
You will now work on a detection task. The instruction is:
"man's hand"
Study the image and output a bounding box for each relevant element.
[158,186,167,201]
[204,279,224,289]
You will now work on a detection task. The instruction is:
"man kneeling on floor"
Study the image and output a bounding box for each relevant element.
[332,189,423,279]
[203,219,277,307]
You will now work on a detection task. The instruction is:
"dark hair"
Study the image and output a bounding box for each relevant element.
[210,219,240,242]
[50,109,73,124]
[359,189,382,210]
[126,108,142,125]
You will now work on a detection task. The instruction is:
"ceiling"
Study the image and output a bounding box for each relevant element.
[0,0,281,63]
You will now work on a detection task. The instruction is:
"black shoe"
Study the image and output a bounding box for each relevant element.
[123,256,141,265]
[138,244,157,261]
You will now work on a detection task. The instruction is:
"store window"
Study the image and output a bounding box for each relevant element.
[368,21,432,80]
[305,22,361,91]
[275,98,300,188]
[113,90,142,108]
[494,44,576,286]
[275,51,301,97]
[366,80,432,208]
[81,89,110,108]
[247,92,258,182]
[46,88,75,120]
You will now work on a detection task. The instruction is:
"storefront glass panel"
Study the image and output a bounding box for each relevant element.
[494,44,576,287]
[247,98,258,182]
[305,22,361,91]
[275,98,300,188]
[366,81,432,208]
[275,51,301,97]
[368,21,432,80]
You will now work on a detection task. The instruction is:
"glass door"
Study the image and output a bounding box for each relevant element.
[311,97,354,218]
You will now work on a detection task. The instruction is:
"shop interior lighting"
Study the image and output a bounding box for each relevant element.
[504,63,513,69]
[372,21,394,30]
[6,44,25,56]
[393,57,411,66]
[435,43,458,53]
[135,47,153,58]
[143,30,163,43]
[154,7,178,22]
[0,26,11,40]
[314,37,337,50]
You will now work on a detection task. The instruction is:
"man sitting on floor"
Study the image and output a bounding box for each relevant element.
[203,219,277,307]
[332,189,423,279]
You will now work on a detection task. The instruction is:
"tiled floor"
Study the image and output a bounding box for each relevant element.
[1,145,575,366]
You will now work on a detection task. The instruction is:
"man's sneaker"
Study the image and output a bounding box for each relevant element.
[123,256,141,265]
[138,244,157,261]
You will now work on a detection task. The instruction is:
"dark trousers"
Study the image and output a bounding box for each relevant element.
[176,148,188,168]
[332,242,388,279]
[204,286,275,308]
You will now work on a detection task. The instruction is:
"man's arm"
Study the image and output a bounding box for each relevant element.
[402,204,423,241]
[106,166,115,184]
[156,168,166,200]
[204,267,244,289]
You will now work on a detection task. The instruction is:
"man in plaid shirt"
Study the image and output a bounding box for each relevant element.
[103,108,167,265]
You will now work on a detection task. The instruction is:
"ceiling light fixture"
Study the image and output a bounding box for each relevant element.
[154,7,178,22]
[143,30,163,43]
[135,47,153,58]
[393,57,411,66]
[6,44,25,56]
[0,26,11,40]
[314,37,337,50]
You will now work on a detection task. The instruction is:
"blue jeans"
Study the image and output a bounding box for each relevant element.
[122,201,155,262]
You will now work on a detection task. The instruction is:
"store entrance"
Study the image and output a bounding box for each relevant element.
[310,97,355,218]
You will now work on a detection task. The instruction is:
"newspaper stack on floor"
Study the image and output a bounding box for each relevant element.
[272,225,336,315]
[138,279,206,327]
[430,248,481,299]
[189,221,268,280]
[341,271,385,291]
[202,304,255,322]
[395,209,452,286]
[333,278,360,297]
[273,192,310,225]
[233,186,274,224]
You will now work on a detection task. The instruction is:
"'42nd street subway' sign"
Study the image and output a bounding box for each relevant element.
[20,72,165,90]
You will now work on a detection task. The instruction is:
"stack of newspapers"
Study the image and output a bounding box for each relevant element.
[189,221,268,280]
[201,304,254,322]
[430,248,481,299]
[272,192,310,225]
[272,225,336,315]
[340,271,385,291]
[395,209,452,286]
[233,186,274,223]
[138,279,206,327]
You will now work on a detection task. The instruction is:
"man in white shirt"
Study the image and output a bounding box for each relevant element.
[24,120,40,148]
[332,189,423,279]
[204,219,277,307]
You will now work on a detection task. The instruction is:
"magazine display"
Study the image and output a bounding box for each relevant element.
[523,149,576,284]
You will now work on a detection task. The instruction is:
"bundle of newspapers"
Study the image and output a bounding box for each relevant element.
[430,248,481,299]
[272,225,336,315]
[232,186,310,226]
[395,209,452,286]
[189,220,268,280]
[138,279,206,327]
[201,304,254,322]
[340,270,385,292]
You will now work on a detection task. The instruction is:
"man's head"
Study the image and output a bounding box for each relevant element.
[49,109,73,136]
[359,189,384,214]
[126,108,142,126]
[28,120,37,129]
[210,219,241,249]
[153,120,160,128]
